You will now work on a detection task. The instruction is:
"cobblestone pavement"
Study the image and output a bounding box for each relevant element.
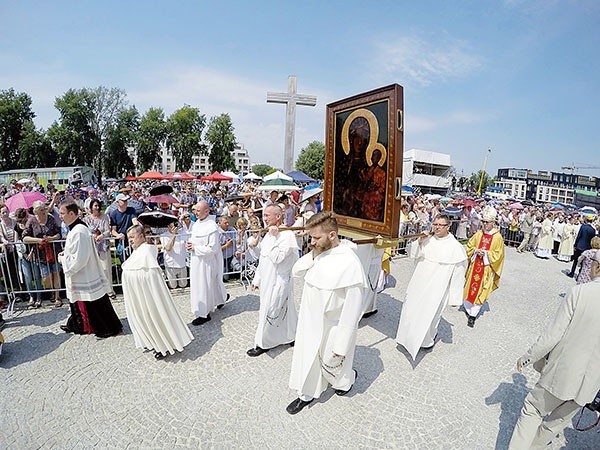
[1,246,599,449]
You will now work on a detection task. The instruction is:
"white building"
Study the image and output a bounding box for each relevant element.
[402,149,452,194]
[157,143,251,176]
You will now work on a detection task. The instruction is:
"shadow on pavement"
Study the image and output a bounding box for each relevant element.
[0,331,70,369]
[485,372,528,450]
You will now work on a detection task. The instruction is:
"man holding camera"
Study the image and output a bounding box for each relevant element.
[508,250,600,449]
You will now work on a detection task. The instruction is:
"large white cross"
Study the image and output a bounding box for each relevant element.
[267,75,317,172]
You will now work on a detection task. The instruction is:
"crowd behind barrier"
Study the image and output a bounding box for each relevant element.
[1,174,599,318]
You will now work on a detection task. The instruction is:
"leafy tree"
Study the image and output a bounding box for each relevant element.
[18,123,56,168]
[252,164,273,177]
[166,105,206,172]
[295,140,325,180]
[88,86,128,180]
[0,88,35,170]
[47,86,127,178]
[137,107,167,173]
[104,106,139,178]
[469,170,493,194]
[47,88,99,167]
[205,113,236,173]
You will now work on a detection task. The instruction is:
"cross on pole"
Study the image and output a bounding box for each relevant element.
[267,75,317,173]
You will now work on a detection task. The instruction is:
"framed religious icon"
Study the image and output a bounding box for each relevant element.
[323,84,404,238]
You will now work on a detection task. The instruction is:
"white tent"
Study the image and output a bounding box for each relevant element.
[221,171,241,182]
[263,170,293,182]
[243,173,262,181]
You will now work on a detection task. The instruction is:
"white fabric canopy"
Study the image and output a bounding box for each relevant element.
[263,170,293,182]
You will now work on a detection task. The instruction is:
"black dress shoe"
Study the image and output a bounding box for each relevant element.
[246,346,267,357]
[154,351,166,360]
[192,315,211,326]
[467,316,476,328]
[335,370,358,396]
[60,325,72,333]
[286,397,313,415]
[362,309,378,319]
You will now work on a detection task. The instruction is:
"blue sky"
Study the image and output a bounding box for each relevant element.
[1,0,599,178]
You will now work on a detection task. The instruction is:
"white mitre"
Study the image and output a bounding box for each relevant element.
[482,206,498,222]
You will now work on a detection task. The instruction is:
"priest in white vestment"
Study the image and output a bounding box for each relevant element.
[247,205,298,357]
[287,212,367,415]
[395,214,467,360]
[122,225,193,359]
[187,201,227,325]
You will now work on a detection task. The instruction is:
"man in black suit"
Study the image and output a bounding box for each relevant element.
[567,215,597,277]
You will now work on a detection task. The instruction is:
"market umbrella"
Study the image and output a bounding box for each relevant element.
[106,198,146,215]
[462,198,478,207]
[508,202,524,210]
[16,178,32,185]
[256,178,300,191]
[401,185,414,196]
[5,191,48,211]
[147,194,178,204]
[263,170,293,182]
[137,212,179,228]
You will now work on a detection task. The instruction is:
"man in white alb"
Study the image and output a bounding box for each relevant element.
[247,204,298,357]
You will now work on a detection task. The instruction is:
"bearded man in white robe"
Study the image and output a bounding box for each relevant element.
[395,214,467,360]
[287,211,367,415]
[122,225,193,360]
[187,200,227,325]
[247,204,298,357]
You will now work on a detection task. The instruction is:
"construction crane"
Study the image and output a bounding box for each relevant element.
[561,165,600,173]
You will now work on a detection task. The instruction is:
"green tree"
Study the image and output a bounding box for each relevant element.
[251,164,273,177]
[295,140,325,180]
[88,86,128,180]
[205,113,236,173]
[0,88,36,170]
[104,106,139,178]
[47,88,99,167]
[18,123,56,168]
[469,170,493,194]
[47,86,128,177]
[166,105,206,172]
[137,107,167,173]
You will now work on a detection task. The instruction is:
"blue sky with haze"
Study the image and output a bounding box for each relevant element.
[1,0,599,177]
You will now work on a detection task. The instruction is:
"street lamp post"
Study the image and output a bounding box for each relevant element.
[477,148,492,195]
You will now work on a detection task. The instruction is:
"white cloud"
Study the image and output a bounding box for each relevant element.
[371,34,482,87]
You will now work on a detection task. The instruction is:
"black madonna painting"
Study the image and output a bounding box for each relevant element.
[324,84,403,238]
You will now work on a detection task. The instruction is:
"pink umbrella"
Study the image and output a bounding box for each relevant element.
[147,194,178,204]
[5,191,48,211]
[508,202,524,210]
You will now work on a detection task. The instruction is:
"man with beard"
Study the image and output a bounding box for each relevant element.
[287,211,367,414]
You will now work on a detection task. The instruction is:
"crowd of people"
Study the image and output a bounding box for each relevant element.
[1,176,600,445]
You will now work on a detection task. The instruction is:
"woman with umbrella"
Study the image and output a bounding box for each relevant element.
[22,200,64,308]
